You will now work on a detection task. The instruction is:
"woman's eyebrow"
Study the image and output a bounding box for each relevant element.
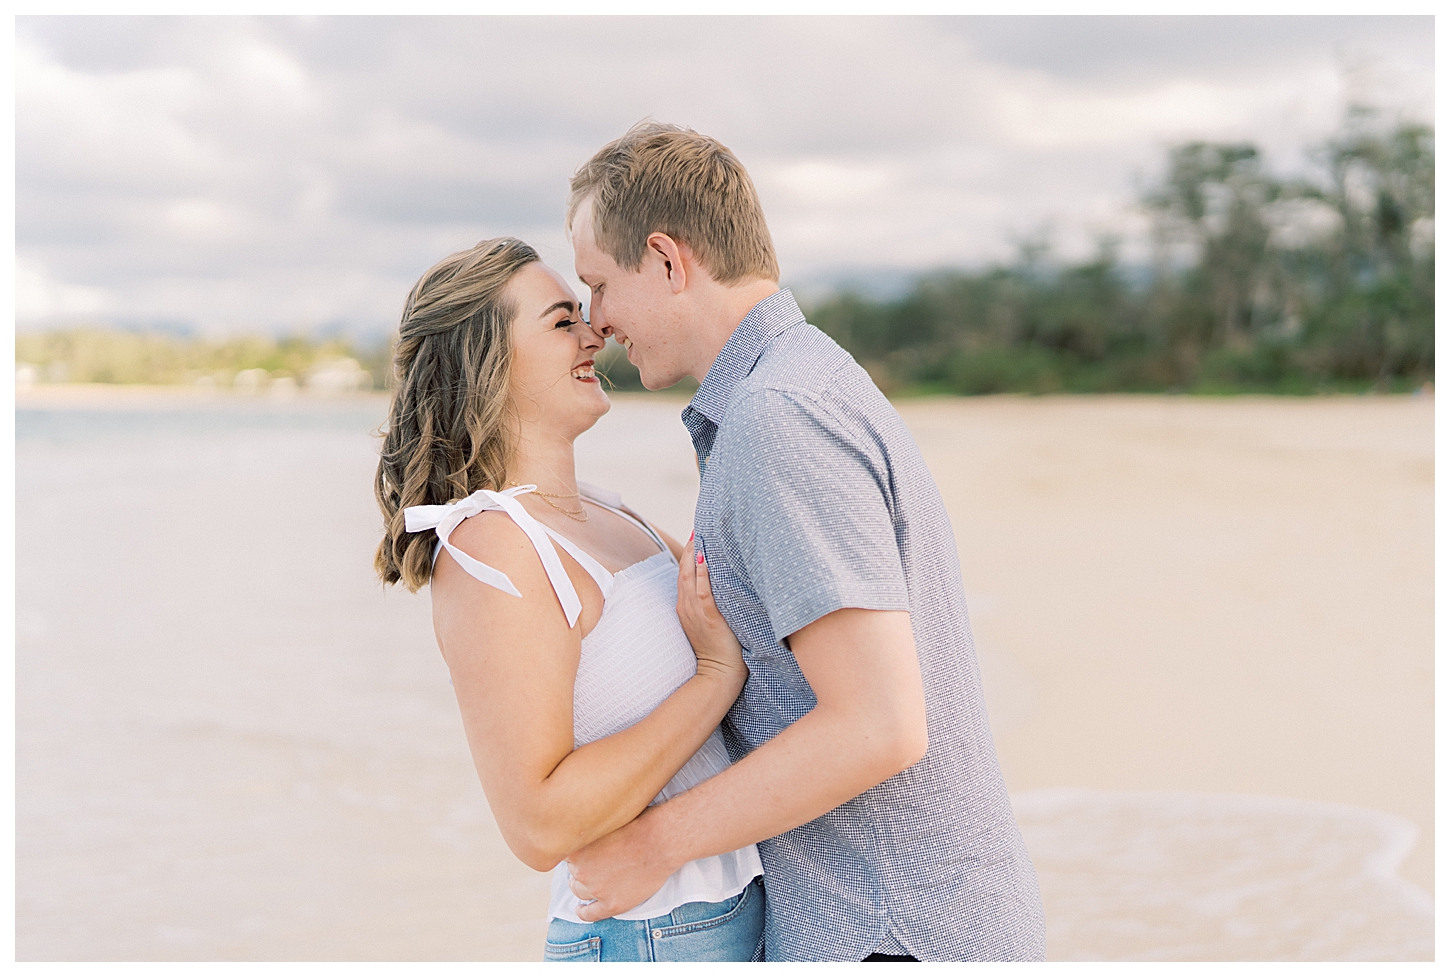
[538,299,577,319]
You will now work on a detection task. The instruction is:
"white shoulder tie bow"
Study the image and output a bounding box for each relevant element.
[403,485,585,629]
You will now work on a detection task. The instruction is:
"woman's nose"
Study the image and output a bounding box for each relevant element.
[577,322,603,350]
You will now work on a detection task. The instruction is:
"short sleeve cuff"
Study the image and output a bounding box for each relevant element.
[768,579,910,644]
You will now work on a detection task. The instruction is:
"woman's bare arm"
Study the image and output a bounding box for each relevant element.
[431,512,743,872]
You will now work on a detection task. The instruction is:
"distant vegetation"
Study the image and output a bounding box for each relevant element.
[17,111,1432,398]
[14,329,389,393]
[607,110,1434,396]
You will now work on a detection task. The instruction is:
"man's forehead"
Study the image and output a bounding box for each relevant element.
[571,225,611,280]
[572,241,600,280]
[570,197,595,242]
[570,210,597,254]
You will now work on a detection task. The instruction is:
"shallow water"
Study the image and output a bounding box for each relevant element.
[1014,789,1431,961]
[14,391,1432,961]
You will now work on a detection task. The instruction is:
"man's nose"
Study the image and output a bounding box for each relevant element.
[588,300,612,338]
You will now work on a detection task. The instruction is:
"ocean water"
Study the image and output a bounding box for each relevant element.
[14,392,1432,961]
[1014,789,1431,961]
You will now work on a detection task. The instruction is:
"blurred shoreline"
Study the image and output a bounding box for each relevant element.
[14,383,394,407]
[14,381,1431,406]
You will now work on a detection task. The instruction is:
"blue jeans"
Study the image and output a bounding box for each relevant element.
[544,877,764,962]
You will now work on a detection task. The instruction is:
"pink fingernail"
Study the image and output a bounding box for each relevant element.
[688,531,694,542]
[696,553,704,565]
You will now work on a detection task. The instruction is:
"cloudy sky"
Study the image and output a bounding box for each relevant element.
[15,15,1434,338]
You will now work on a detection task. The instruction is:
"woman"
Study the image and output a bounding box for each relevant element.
[374,237,764,962]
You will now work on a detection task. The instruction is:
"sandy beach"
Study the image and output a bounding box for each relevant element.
[14,386,1433,960]
[902,395,1434,959]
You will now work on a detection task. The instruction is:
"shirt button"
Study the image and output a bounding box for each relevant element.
[651,929,664,939]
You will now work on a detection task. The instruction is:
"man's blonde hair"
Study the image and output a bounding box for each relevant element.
[568,122,779,286]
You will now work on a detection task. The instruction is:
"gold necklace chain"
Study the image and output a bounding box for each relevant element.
[507,483,588,521]
[536,493,589,522]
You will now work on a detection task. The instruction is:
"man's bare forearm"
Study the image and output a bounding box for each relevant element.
[565,610,926,922]
[639,697,924,869]
[529,666,743,864]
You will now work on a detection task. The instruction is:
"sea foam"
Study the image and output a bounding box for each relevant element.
[1011,788,1432,961]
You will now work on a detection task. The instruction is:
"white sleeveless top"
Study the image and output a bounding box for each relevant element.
[403,482,762,922]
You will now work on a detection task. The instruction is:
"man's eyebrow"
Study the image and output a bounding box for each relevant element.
[538,299,577,319]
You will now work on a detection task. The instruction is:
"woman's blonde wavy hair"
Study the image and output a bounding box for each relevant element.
[374,236,540,591]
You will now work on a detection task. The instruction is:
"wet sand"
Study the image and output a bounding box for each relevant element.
[898,396,1434,881]
[14,388,1433,960]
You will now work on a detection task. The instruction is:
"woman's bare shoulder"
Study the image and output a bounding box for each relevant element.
[431,509,559,612]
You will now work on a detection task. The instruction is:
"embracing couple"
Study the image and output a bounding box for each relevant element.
[374,123,1045,962]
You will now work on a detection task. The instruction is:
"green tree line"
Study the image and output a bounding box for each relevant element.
[601,110,1432,396]
[811,111,1434,395]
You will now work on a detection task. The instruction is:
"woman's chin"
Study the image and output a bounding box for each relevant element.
[567,386,611,431]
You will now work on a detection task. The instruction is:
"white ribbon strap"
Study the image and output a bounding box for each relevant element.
[403,486,585,629]
[540,526,616,603]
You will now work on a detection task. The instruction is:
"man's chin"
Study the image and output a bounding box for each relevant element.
[640,372,683,392]
[636,358,691,392]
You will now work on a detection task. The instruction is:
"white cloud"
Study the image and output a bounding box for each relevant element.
[15,259,114,321]
[16,37,215,194]
[220,34,316,113]
[763,161,895,206]
[14,14,1434,335]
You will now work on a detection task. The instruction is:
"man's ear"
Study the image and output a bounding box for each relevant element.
[647,232,689,295]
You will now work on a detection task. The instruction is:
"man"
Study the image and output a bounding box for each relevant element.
[564,122,1046,962]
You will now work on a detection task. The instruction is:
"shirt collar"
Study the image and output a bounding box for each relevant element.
[685,288,805,426]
